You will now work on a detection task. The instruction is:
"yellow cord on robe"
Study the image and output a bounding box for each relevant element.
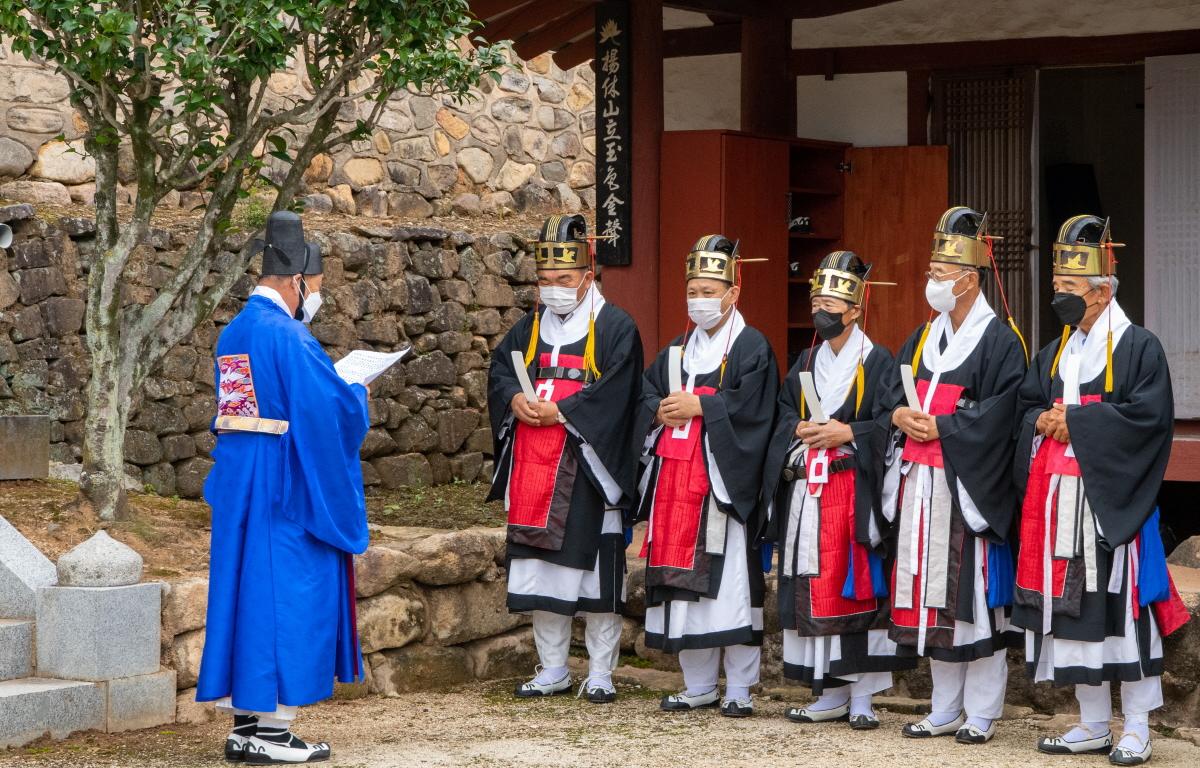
[523,308,541,367]
[718,357,728,389]
[854,361,865,417]
[1049,324,1070,379]
[799,390,807,420]
[1104,331,1114,393]
[1009,317,1030,364]
[582,312,601,380]
[911,321,931,370]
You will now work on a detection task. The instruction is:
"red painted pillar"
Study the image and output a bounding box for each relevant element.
[599,0,662,361]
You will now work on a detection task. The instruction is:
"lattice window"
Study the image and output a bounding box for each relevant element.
[933,71,1034,332]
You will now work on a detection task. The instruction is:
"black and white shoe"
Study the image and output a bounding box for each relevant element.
[1038,726,1114,755]
[243,734,330,764]
[225,733,251,762]
[955,721,997,744]
[850,713,881,731]
[514,667,571,698]
[786,702,850,723]
[902,714,965,738]
[1109,733,1152,766]
[577,678,616,704]
[720,697,754,718]
[660,688,720,711]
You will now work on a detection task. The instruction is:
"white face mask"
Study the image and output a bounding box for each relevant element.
[539,284,583,315]
[300,290,323,324]
[924,273,967,313]
[687,295,730,330]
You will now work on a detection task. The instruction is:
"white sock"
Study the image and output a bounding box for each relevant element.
[585,673,614,692]
[533,665,568,685]
[1121,719,1150,745]
[810,689,850,711]
[685,684,717,697]
[1064,722,1110,741]
[725,685,750,702]
[965,716,992,731]
[850,694,874,718]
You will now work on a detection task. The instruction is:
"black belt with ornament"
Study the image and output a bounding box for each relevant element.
[782,453,856,483]
[537,366,592,383]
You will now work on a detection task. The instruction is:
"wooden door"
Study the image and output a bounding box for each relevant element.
[932,69,1036,335]
[721,134,790,367]
[842,145,949,353]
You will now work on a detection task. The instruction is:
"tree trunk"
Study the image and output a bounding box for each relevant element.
[78,130,148,521]
[79,351,132,519]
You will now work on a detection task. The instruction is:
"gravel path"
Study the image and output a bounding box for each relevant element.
[5,670,1198,768]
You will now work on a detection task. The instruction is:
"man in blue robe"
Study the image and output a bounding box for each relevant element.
[196,211,370,764]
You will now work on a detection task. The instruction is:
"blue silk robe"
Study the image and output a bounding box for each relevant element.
[196,294,370,711]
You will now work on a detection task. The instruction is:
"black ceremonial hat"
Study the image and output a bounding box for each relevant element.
[534,214,589,270]
[810,250,871,304]
[253,211,322,276]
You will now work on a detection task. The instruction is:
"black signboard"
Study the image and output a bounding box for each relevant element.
[594,0,632,266]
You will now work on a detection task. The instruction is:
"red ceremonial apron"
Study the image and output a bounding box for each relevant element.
[641,386,718,571]
[806,459,878,618]
[507,353,587,533]
[892,378,965,631]
[1016,395,1099,599]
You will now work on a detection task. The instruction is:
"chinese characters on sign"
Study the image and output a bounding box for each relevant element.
[594,1,632,266]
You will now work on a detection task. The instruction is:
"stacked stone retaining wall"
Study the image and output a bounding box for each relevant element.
[0,204,538,495]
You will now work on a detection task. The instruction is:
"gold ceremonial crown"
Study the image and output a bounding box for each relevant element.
[810,251,867,304]
[1052,215,1120,277]
[931,206,990,268]
[534,214,589,270]
[686,234,738,283]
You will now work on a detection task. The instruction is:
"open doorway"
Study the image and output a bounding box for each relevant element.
[1037,65,1145,346]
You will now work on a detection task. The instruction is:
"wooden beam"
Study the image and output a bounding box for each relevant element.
[552,34,596,70]
[663,23,739,58]
[478,0,584,45]
[513,5,595,59]
[741,16,792,135]
[468,0,531,22]
[906,69,929,145]
[790,29,1200,75]
[664,0,899,18]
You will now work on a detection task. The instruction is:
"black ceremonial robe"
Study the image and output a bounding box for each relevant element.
[488,294,642,614]
[887,305,1026,660]
[1011,319,1188,682]
[634,319,779,650]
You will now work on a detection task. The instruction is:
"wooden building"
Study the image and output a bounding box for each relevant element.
[467,1,1200,535]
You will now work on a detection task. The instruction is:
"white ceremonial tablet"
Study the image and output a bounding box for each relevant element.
[900,364,922,411]
[510,350,539,403]
[335,348,410,386]
[668,345,683,393]
[798,371,828,424]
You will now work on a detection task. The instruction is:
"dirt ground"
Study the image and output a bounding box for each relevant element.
[0,479,502,579]
[3,668,1199,768]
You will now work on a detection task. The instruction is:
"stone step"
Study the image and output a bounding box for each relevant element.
[0,619,32,681]
[0,677,104,749]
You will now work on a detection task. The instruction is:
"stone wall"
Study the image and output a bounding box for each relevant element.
[0,44,596,217]
[0,203,538,496]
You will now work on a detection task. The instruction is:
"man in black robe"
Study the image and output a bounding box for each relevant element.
[634,235,779,717]
[1012,215,1189,765]
[487,214,643,704]
[762,251,913,729]
[887,207,1026,744]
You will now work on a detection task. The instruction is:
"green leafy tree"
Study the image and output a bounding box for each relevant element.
[0,1,504,519]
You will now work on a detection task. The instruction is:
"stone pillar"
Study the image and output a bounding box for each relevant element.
[0,416,50,480]
[35,531,176,732]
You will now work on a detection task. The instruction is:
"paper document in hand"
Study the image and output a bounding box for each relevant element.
[334,348,410,385]
[899,364,922,411]
[797,372,828,423]
[511,350,539,403]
